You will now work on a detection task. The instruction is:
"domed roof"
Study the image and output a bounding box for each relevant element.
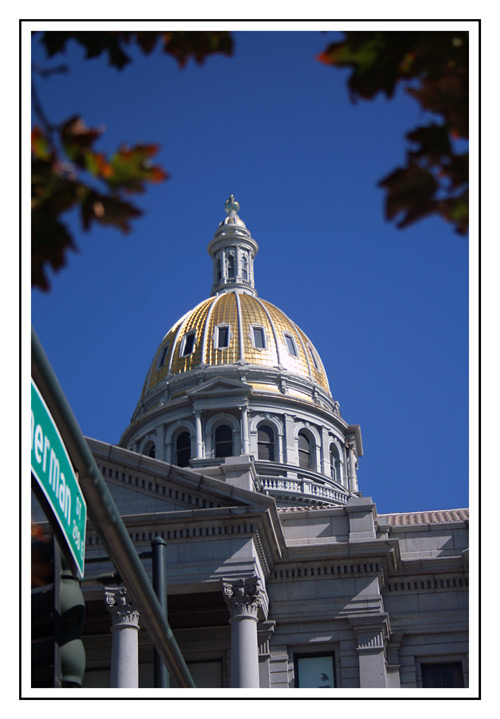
[142,290,330,399]
[139,196,332,405]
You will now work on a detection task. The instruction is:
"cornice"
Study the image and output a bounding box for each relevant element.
[85,503,285,578]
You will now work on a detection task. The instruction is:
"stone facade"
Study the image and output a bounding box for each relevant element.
[75,439,468,689]
[33,198,468,690]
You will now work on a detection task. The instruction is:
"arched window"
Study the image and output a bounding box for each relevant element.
[330,443,338,480]
[298,432,312,469]
[227,254,235,279]
[176,431,191,467]
[215,424,233,458]
[258,425,275,461]
[242,256,248,280]
[143,440,156,458]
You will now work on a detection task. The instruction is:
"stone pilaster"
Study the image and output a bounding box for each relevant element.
[349,615,390,688]
[222,577,265,688]
[104,585,140,688]
[257,619,276,688]
[386,632,403,688]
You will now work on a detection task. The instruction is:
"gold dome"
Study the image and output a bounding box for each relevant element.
[143,290,330,398]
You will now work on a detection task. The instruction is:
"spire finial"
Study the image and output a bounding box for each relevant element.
[224,194,240,215]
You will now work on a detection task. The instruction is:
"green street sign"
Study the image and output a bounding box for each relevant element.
[31,379,86,579]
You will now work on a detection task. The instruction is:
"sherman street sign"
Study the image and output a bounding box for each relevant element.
[31,379,86,579]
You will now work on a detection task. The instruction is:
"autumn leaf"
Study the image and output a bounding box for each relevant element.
[318,30,469,235]
[105,144,169,193]
[80,190,142,232]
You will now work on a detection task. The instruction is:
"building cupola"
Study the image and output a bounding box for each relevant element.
[208,195,259,297]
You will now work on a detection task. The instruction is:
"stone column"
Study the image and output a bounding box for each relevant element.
[347,439,359,492]
[240,405,250,455]
[222,577,263,688]
[194,410,203,458]
[104,585,140,688]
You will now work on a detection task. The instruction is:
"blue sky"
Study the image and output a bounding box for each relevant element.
[30,27,470,514]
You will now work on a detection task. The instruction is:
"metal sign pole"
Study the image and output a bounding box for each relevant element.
[152,538,170,688]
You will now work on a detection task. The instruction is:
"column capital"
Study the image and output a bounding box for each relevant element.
[348,613,390,653]
[104,584,140,630]
[222,576,264,620]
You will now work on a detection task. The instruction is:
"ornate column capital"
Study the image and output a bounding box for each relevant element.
[104,585,140,630]
[222,577,264,620]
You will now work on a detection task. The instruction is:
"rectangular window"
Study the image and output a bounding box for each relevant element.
[284,332,298,356]
[295,653,335,688]
[157,343,170,368]
[217,325,229,349]
[182,331,196,356]
[308,344,320,369]
[252,326,266,349]
[421,661,464,688]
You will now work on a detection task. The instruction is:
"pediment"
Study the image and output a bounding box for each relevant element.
[186,376,253,400]
[87,437,271,515]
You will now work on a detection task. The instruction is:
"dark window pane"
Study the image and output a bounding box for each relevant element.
[176,431,191,467]
[421,662,464,688]
[148,444,156,458]
[298,433,311,469]
[182,332,195,356]
[253,327,265,349]
[330,443,339,479]
[215,425,233,458]
[228,256,235,278]
[218,326,229,348]
[258,425,275,461]
[158,344,170,367]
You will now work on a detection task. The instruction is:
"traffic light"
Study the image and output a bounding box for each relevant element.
[31,535,57,687]
[31,534,86,687]
[58,562,86,686]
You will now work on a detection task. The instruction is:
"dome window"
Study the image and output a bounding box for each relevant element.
[227,254,235,279]
[176,431,191,467]
[157,343,170,368]
[283,332,298,357]
[215,324,230,350]
[308,344,320,370]
[215,424,233,458]
[181,330,196,357]
[298,432,312,469]
[251,325,267,350]
[258,424,275,461]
